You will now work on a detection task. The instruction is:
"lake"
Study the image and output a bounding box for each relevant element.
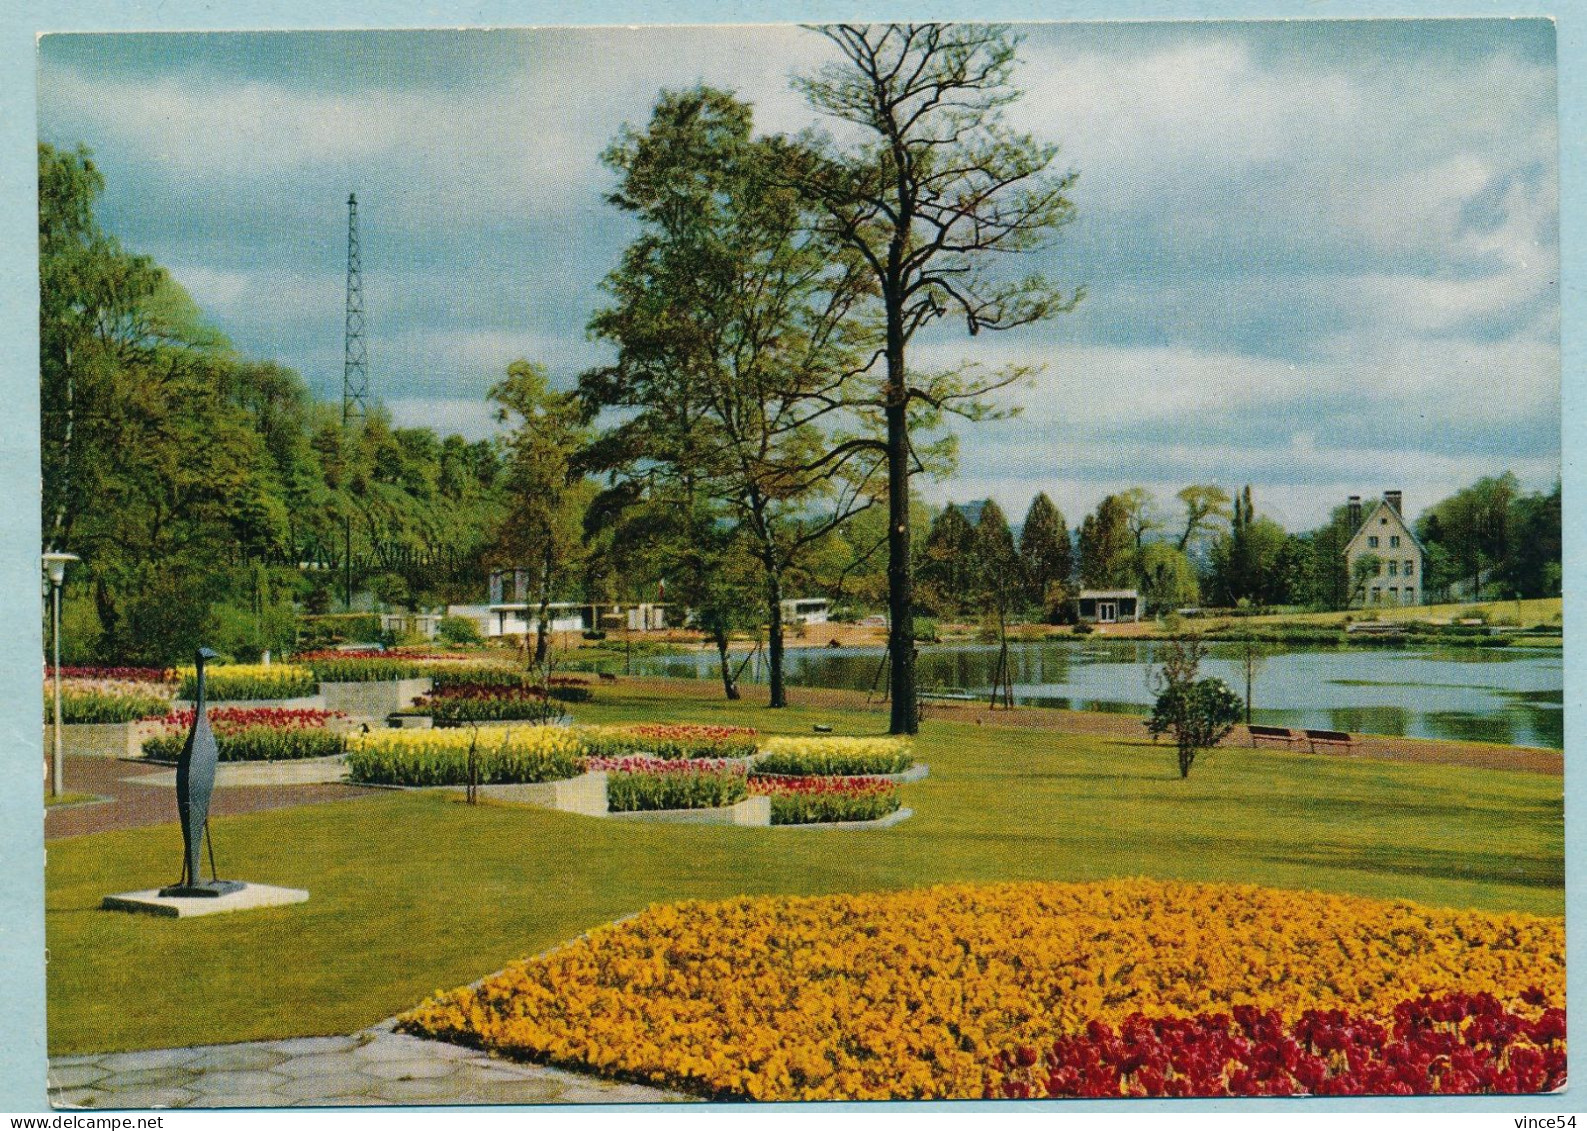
[628,639,1564,749]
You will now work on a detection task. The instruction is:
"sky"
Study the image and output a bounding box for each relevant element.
[35,20,1560,533]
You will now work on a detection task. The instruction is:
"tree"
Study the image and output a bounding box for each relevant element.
[1146,636,1243,779]
[580,86,881,708]
[491,360,591,665]
[1175,484,1231,552]
[1078,494,1133,588]
[1350,553,1384,605]
[916,503,977,616]
[789,24,1083,734]
[1501,481,1561,599]
[1117,487,1159,551]
[1419,473,1518,600]
[1132,542,1198,614]
[1209,485,1287,606]
[972,499,1019,625]
[1017,493,1072,617]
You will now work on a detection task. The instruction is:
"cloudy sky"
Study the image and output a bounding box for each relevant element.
[36,20,1559,532]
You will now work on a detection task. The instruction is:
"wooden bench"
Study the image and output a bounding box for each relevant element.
[1303,728,1359,754]
[1248,724,1299,748]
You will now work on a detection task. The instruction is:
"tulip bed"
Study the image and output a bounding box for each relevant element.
[175,663,318,701]
[141,707,349,762]
[754,735,914,776]
[56,665,173,683]
[584,723,759,761]
[597,757,750,812]
[49,683,173,724]
[397,879,1565,1101]
[301,655,426,682]
[345,726,587,786]
[749,775,901,825]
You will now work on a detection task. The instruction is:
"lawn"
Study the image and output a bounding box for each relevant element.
[45,684,1562,1056]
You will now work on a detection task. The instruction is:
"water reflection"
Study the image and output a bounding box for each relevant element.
[629,639,1563,748]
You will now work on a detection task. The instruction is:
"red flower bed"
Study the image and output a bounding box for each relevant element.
[986,992,1565,1098]
[586,756,747,775]
[56,665,173,683]
[154,707,345,734]
[622,724,758,741]
[423,683,546,700]
[748,775,894,797]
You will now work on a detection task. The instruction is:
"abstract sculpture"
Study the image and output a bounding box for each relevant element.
[159,648,244,897]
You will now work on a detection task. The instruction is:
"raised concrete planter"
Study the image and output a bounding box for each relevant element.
[608,795,770,827]
[133,757,349,787]
[773,806,914,830]
[173,695,327,713]
[470,771,609,817]
[321,678,431,718]
[44,720,166,759]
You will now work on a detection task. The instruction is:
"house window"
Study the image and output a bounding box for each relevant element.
[1402,589,1416,605]
[1370,587,1382,603]
[1389,587,1398,602]
[1367,536,1379,548]
[1390,535,1401,548]
[1388,561,1398,576]
[1404,560,1414,575]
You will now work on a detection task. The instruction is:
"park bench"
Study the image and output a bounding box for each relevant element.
[1303,728,1359,754]
[1248,724,1299,748]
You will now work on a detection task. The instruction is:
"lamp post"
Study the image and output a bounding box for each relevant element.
[42,552,79,798]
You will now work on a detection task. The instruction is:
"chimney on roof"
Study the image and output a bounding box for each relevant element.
[1385,490,1402,516]
[1348,495,1362,530]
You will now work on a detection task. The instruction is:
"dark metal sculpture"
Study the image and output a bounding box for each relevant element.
[159,648,244,897]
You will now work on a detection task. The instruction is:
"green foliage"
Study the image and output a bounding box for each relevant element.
[1146,637,1243,779]
[50,689,169,724]
[916,504,978,617]
[1078,495,1134,588]
[1018,493,1072,614]
[606,767,748,812]
[1131,542,1199,614]
[143,727,345,762]
[437,616,484,646]
[1209,486,1291,607]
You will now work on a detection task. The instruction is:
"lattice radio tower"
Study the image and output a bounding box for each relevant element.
[341,193,369,424]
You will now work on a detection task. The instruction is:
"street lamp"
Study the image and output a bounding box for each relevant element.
[42,552,78,799]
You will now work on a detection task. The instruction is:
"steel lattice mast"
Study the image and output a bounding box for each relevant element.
[342,193,368,424]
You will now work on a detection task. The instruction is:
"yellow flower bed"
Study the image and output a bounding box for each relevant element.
[398,879,1563,1101]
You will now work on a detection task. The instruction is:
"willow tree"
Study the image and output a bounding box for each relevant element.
[788,23,1082,733]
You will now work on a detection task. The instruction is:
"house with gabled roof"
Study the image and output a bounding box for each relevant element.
[1344,490,1427,608]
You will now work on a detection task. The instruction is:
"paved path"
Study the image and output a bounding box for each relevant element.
[44,755,379,840]
[48,1021,689,1109]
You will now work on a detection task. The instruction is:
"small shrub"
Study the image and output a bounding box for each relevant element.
[436,616,485,646]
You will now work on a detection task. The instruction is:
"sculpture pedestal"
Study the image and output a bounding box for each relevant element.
[102,884,308,918]
[158,879,247,898]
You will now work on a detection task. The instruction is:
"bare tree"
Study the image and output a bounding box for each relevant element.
[786,23,1083,733]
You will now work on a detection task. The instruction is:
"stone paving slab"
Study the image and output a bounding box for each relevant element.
[50,1025,692,1109]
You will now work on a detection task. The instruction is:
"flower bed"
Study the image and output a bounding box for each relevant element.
[345,726,585,786]
[595,757,749,812]
[48,685,172,724]
[986,993,1564,1098]
[748,775,901,825]
[425,664,534,691]
[175,663,318,701]
[301,656,425,682]
[398,879,1565,1101]
[55,665,174,684]
[754,735,913,776]
[142,707,348,762]
[584,724,758,761]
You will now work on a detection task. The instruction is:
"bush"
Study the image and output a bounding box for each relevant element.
[50,688,170,724]
[755,736,913,776]
[176,664,318,701]
[345,727,585,785]
[605,763,748,812]
[437,616,485,646]
[1147,637,1243,779]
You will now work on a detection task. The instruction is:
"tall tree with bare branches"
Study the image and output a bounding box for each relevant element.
[787,23,1083,732]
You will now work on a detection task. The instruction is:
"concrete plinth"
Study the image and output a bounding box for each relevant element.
[102,883,309,918]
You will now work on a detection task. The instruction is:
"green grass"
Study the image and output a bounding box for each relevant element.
[1224,597,1562,630]
[46,685,1562,1056]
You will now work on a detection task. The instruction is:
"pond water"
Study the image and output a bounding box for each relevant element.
[629,639,1564,749]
